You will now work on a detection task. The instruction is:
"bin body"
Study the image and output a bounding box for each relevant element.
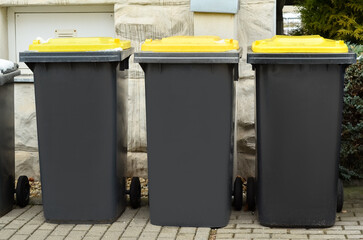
[135,50,239,227]
[248,53,356,227]
[20,49,132,223]
[0,78,15,217]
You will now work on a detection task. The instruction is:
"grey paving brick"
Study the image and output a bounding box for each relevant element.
[64,230,87,240]
[100,231,122,240]
[215,233,233,239]
[253,228,287,234]
[28,229,52,240]
[351,208,363,213]
[133,208,149,220]
[45,236,65,240]
[235,224,261,229]
[194,228,210,240]
[335,221,359,226]
[337,212,356,217]
[128,219,148,227]
[178,227,196,234]
[16,206,43,221]
[236,215,257,221]
[340,217,363,221]
[289,229,324,234]
[138,231,159,240]
[17,224,39,235]
[235,233,270,239]
[0,229,16,240]
[4,220,28,229]
[346,234,363,239]
[344,225,363,230]
[0,217,16,225]
[80,237,100,240]
[1,207,31,219]
[27,214,45,226]
[8,234,28,240]
[121,226,143,238]
[71,225,92,232]
[84,225,109,238]
[217,229,251,234]
[309,234,346,239]
[195,228,210,234]
[143,222,161,232]
[38,223,58,231]
[326,230,361,235]
[232,219,254,224]
[117,209,138,222]
[157,227,179,238]
[106,222,128,232]
[49,225,75,236]
[222,224,236,229]
[175,233,195,240]
[272,233,308,239]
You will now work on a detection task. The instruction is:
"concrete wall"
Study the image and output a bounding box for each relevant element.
[0,0,276,180]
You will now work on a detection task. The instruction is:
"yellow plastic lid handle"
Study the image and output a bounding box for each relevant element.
[29,37,131,52]
[141,36,239,52]
[252,35,348,53]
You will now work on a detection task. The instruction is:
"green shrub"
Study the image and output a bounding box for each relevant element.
[340,44,363,180]
[295,0,363,44]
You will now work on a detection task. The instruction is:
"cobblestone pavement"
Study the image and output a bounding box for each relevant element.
[0,187,361,240]
[211,186,363,240]
[0,206,210,240]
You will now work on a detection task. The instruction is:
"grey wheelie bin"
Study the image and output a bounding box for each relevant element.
[246,35,356,228]
[134,36,241,227]
[19,38,141,223]
[0,60,30,217]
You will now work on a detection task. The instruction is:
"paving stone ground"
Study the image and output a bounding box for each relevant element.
[0,186,361,240]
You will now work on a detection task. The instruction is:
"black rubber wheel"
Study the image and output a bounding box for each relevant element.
[16,176,30,208]
[247,177,256,211]
[130,177,141,209]
[337,179,344,213]
[233,177,243,211]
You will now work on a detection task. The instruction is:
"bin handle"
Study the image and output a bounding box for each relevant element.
[119,56,130,71]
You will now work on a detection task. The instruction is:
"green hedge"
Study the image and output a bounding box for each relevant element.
[295,0,363,44]
[340,44,363,180]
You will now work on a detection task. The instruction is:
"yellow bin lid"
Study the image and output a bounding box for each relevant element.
[252,35,348,53]
[141,36,239,52]
[29,37,131,52]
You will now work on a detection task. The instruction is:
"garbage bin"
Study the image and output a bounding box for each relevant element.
[19,38,141,223]
[0,60,30,217]
[246,35,356,228]
[134,36,241,227]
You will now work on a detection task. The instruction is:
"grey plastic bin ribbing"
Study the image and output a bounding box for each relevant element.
[19,50,133,223]
[134,52,239,227]
[247,53,356,228]
[0,69,20,217]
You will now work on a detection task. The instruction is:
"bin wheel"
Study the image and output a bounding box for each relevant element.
[233,177,243,211]
[337,179,344,213]
[247,177,256,211]
[130,177,141,209]
[16,176,30,208]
